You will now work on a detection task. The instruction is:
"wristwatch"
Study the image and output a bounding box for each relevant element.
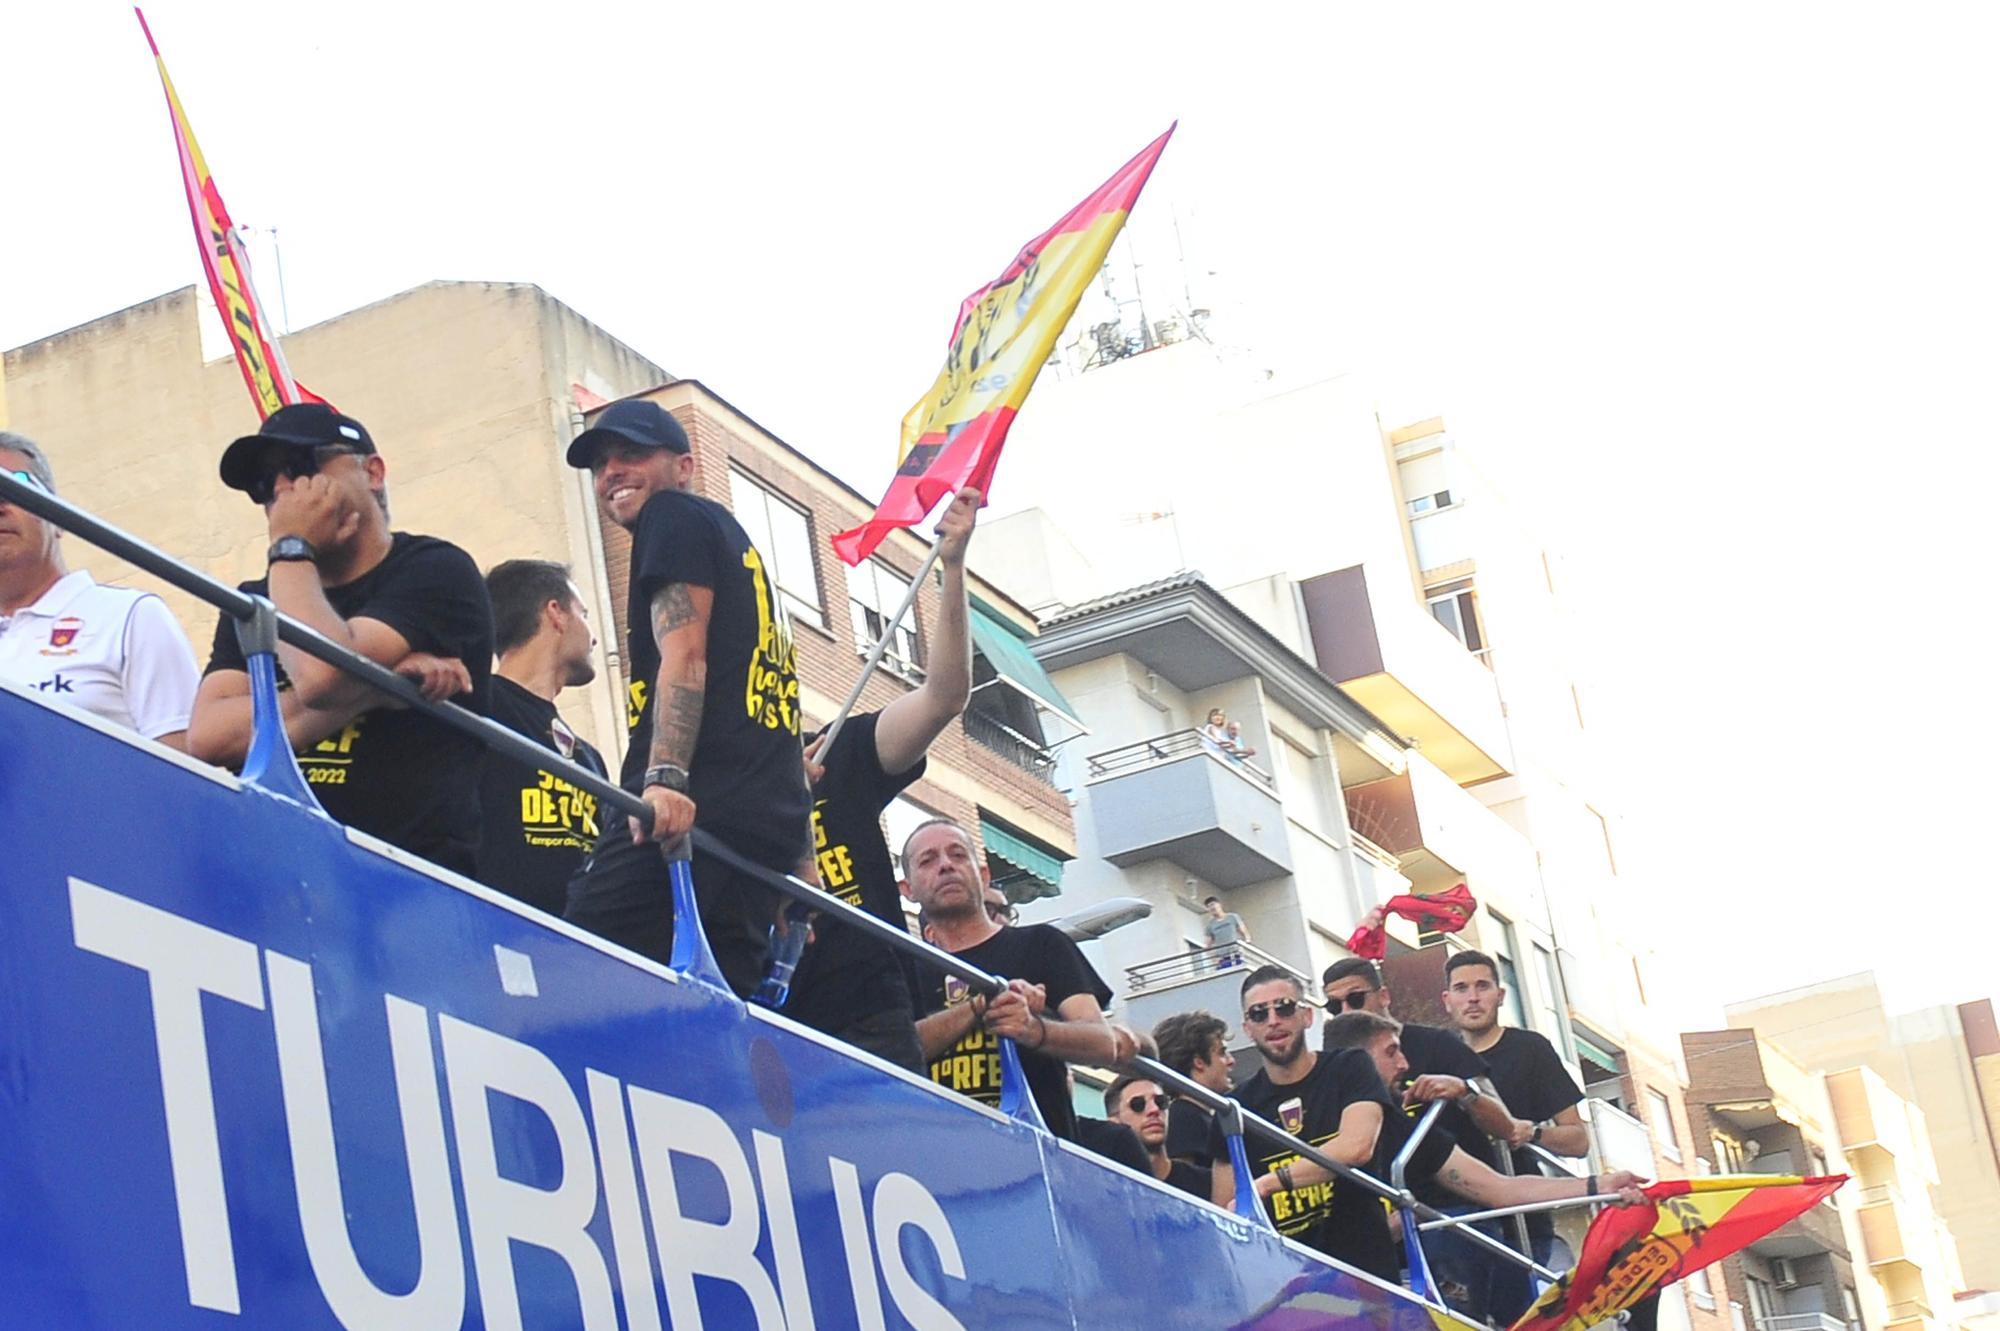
[266,535,318,565]
[1459,1082,1481,1104]
[643,763,691,793]
[1531,1123,1546,1145]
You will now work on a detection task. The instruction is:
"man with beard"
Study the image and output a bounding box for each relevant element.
[562,400,814,997]
[1105,1073,1209,1198]
[1206,966,1405,1281]
[476,560,607,914]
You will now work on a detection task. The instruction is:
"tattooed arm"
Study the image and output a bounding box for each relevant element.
[629,581,713,846]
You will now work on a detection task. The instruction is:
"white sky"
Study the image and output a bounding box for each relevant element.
[6,3,1996,1032]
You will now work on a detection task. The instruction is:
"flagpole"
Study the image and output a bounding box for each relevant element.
[236,227,300,405]
[815,539,945,756]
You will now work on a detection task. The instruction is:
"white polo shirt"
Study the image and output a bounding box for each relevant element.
[0,570,199,740]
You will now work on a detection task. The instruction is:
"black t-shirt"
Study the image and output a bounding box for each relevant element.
[1205,1048,1403,1281]
[1074,1117,1153,1175]
[1391,1021,1501,1201]
[1165,1158,1211,1200]
[477,677,607,914]
[1166,1097,1216,1166]
[1479,1026,1584,1176]
[783,712,924,1034]
[917,923,1112,1141]
[205,533,493,876]
[622,489,808,865]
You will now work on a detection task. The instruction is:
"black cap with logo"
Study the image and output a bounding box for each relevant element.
[219,403,378,494]
[565,400,690,468]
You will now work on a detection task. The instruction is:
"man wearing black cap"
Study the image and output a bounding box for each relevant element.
[189,403,494,876]
[562,398,814,998]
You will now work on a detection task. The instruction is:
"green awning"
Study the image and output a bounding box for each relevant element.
[968,599,1084,728]
[980,817,1066,901]
[1573,1030,1621,1074]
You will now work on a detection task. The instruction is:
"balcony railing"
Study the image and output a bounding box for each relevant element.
[1085,728,1277,792]
[1755,1314,1847,1331]
[964,708,1058,784]
[1587,1098,1657,1178]
[1126,940,1315,1000]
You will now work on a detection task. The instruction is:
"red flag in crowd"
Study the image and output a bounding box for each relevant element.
[1344,884,1479,960]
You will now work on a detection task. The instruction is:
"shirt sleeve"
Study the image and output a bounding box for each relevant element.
[1536,1036,1585,1113]
[356,540,492,663]
[1031,926,1114,1011]
[630,495,724,598]
[203,589,251,677]
[120,595,200,739]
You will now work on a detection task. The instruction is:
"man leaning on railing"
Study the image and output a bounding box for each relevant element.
[189,405,494,877]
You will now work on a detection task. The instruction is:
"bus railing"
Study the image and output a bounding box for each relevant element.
[0,468,1605,1312]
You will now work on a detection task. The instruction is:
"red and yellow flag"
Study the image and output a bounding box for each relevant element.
[1511,1175,1847,1331]
[136,8,318,420]
[831,126,1175,565]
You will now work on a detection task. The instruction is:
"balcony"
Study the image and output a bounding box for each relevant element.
[1083,730,1292,888]
[1120,941,1315,1049]
[1882,1298,1933,1329]
[1344,752,1540,894]
[1826,1066,1913,1174]
[1859,1186,1928,1276]
[1755,1315,1848,1331]
[964,708,1059,785]
[1298,564,1511,785]
[1588,1098,1659,1178]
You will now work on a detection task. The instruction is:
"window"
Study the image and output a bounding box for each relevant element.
[848,559,923,681]
[1647,1088,1683,1161]
[1713,1135,1742,1173]
[728,467,824,629]
[1426,579,1488,658]
[1487,911,1530,1030]
[1276,731,1337,840]
[1406,488,1455,516]
[1687,1264,1717,1311]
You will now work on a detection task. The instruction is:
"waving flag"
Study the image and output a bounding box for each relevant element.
[831,126,1175,565]
[1345,884,1478,960]
[1511,1175,1847,1331]
[136,8,318,419]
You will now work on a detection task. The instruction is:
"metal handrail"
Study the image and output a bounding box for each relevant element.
[3,469,1576,1309]
[1125,940,1313,995]
[1129,1055,1561,1283]
[0,470,1011,1007]
[1083,727,1277,791]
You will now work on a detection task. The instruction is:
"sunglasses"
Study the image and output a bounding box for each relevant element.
[1124,1093,1171,1114]
[246,445,364,505]
[1334,990,1373,1011]
[5,468,46,493]
[1244,998,1302,1024]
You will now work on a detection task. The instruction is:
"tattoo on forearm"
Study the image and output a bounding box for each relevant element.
[651,679,705,768]
[651,582,702,644]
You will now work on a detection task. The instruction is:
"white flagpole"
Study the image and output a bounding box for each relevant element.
[815,539,945,756]
[234,226,300,405]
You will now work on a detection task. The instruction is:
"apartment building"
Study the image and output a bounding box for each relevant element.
[2,281,1075,893]
[1683,1030,1867,1331]
[1726,975,2000,1301]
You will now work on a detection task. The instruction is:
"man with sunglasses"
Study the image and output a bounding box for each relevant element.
[1207,966,1407,1282]
[1,433,199,748]
[190,404,494,876]
[1104,1073,1209,1198]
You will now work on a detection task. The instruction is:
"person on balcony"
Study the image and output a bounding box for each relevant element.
[1203,896,1251,968]
[1,433,199,750]
[1223,719,1256,761]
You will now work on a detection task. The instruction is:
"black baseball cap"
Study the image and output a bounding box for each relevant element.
[565,399,690,468]
[219,403,377,493]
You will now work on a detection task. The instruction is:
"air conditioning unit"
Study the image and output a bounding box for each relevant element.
[1773,1258,1801,1288]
